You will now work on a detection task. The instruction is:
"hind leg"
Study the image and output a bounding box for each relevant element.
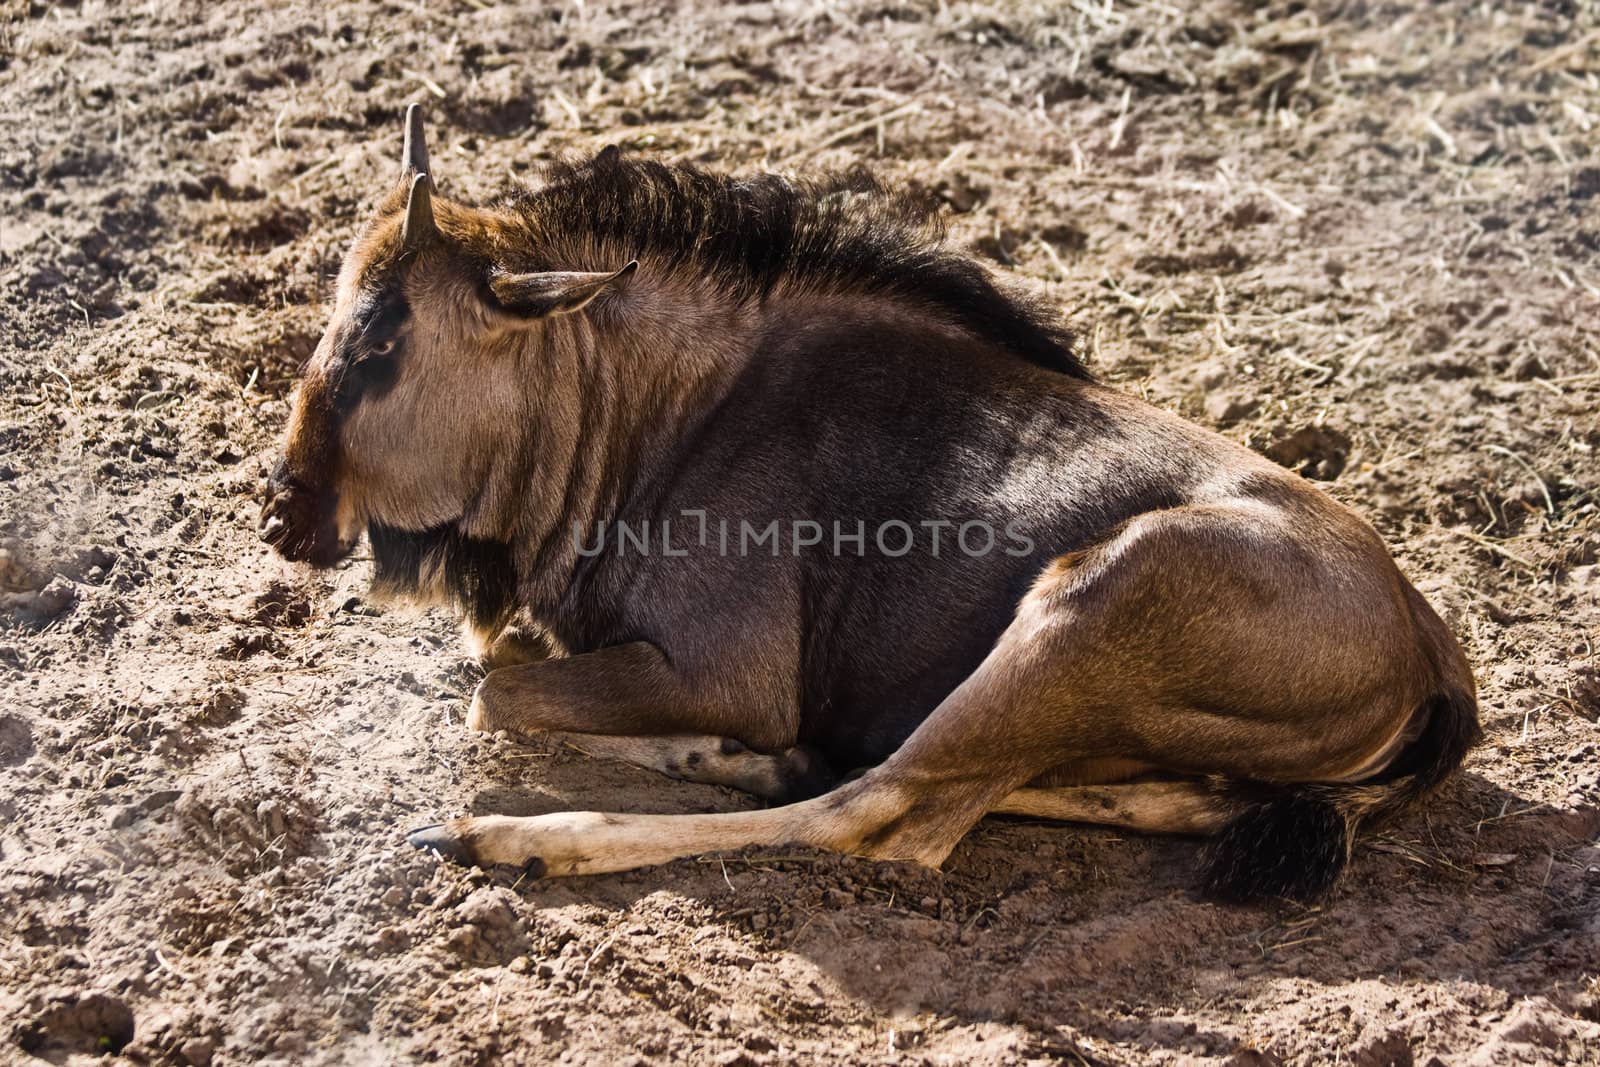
[409,634,1248,873]
[993,781,1238,834]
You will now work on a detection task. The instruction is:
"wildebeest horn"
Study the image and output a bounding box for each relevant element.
[401,172,435,251]
[401,102,430,180]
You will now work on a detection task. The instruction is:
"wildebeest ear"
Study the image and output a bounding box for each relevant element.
[489,261,638,318]
[401,173,436,251]
[400,103,430,182]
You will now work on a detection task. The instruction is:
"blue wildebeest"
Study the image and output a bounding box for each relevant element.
[260,108,1478,900]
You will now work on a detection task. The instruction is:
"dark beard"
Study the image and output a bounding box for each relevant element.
[368,521,517,630]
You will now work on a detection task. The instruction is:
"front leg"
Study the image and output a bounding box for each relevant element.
[465,641,700,736]
[460,641,831,800]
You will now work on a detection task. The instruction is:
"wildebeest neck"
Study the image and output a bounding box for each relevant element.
[504,299,757,618]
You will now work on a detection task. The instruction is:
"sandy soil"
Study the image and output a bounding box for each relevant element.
[2,1,1599,1064]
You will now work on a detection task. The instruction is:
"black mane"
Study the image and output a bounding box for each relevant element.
[506,154,1088,379]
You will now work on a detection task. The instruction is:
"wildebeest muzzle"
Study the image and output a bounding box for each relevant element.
[259,461,353,567]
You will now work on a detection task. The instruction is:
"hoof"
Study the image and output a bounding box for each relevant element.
[407,824,476,865]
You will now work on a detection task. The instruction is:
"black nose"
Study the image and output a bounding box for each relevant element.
[258,497,290,545]
[258,475,298,546]
[257,473,347,565]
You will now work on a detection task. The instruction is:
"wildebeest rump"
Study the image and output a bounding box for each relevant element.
[260,108,1479,901]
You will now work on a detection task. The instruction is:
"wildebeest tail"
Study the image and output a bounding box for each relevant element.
[1200,591,1481,903]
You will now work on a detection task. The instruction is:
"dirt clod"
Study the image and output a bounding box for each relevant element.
[16,992,136,1057]
[1263,425,1353,481]
[0,714,35,766]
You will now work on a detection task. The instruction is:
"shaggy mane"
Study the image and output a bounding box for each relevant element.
[502,153,1088,378]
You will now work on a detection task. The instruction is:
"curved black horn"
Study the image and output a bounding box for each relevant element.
[401,103,430,181]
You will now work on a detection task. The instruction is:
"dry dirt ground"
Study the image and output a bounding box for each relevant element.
[2,1,1599,1064]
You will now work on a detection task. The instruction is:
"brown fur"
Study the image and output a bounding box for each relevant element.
[262,110,1480,901]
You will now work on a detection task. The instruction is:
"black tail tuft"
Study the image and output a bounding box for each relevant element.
[1199,683,1481,905]
[1199,790,1350,904]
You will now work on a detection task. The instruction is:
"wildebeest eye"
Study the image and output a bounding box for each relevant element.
[332,289,409,410]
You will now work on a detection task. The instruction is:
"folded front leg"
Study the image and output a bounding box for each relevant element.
[464,641,783,738]
[455,640,826,799]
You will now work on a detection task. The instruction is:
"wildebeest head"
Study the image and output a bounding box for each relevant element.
[259,106,635,566]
